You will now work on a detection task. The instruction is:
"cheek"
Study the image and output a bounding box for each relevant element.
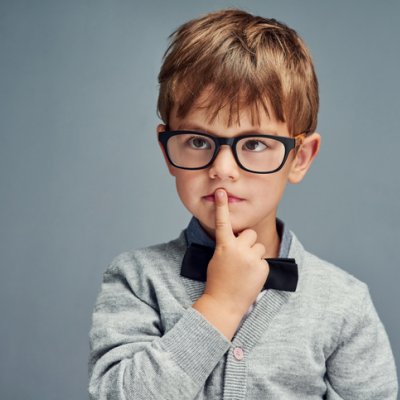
[249,174,288,206]
[174,172,202,207]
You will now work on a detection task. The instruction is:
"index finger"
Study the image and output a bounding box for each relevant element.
[214,189,235,245]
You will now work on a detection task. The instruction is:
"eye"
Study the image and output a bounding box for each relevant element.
[187,136,212,150]
[242,139,268,152]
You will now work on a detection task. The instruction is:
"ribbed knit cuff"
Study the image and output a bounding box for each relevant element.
[161,307,232,386]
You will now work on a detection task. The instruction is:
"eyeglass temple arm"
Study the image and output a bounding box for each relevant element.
[294,133,306,151]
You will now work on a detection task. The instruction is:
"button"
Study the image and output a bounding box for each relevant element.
[233,346,244,361]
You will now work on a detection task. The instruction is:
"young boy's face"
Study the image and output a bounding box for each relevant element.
[157,90,319,239]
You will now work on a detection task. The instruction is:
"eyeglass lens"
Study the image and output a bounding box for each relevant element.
[166,133,286,173]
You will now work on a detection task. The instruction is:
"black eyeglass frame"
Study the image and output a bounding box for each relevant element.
[158,130,305,174]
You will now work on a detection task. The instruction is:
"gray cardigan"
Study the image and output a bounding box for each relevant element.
[88,230,398,399]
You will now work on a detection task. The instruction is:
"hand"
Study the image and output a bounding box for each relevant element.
[203,189,270,318]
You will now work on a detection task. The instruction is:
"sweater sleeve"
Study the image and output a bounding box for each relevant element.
[325,285,398,399]
[88,254,232,400]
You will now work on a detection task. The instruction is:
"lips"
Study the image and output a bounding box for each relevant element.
[202,190,244,203]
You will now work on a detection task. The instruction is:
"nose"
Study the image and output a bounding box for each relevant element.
[208,145,240,181]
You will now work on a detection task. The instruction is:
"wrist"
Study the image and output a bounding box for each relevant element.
[192,294,245,341]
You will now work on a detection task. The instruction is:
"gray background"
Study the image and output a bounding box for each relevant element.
[1,0,399,398]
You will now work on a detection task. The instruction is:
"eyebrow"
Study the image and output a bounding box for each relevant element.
[175,123,279,136]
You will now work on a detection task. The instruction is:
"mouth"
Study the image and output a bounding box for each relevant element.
[202,190,245,203]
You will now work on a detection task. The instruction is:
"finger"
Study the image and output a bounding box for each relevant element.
[214,189,234,245]
[263,259,270,274]
[236,229,257,247]
[251,243,266,259]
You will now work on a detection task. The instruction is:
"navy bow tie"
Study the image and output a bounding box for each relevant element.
[181,243,298,292]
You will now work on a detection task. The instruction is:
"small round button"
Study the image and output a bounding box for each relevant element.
[233,346,244,361]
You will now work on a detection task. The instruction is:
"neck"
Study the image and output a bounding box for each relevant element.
[257,222,280,259]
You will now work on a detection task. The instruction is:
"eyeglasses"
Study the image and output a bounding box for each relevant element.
[158,130,305,174]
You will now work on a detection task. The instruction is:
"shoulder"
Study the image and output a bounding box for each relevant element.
[290,231,367,289]
[291,233,372,326]
[101,231,187,294]
[302,248,368,299]
[105,231,186,276]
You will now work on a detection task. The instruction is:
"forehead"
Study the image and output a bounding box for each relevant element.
[170,90,289,136]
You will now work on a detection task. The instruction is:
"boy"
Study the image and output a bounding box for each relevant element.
[88,8,398,399]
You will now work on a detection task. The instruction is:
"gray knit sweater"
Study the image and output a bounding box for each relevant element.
[88,229,398,399]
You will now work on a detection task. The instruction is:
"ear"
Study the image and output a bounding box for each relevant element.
[288,132,321,184]
[157,124,176,176]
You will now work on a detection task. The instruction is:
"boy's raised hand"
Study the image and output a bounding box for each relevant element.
[203,188,270,319]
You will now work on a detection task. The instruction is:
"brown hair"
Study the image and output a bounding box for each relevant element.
[157,8,319,135]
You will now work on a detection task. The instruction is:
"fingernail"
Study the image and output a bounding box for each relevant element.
[215,189,225,200]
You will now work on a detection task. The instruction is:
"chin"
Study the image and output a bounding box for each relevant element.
[197,214,251,237]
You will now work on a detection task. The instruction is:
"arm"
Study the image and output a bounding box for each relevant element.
[89,189,270,399]
[88,257,232,400]
[193,188,270,341]
[325,286,398,399]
